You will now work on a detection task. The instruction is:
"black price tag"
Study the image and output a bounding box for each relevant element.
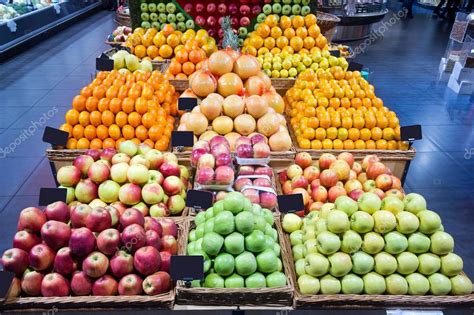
[171,131,194,148]
[186,190,213,210]
[348,62,364,71]
[0,271,15,298]
[96,56,114,71]
[178,98,198,111]
[329,50,341,57]
[42,126,68,146]
[400,125,422,141]
[170,256,204,281]
[39,188,67,206]
[277,194,304,213]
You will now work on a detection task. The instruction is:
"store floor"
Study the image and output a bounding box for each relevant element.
[0,2,473,300]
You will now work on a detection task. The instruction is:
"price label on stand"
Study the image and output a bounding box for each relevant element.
[186,190,213,211]
[171,131,194,148]
[400,125,422,142]
[96,53,114,71]
[42,127,68,146]
[39,188,67,206]
[0,271,15,298]
[329,50,341,57]
[170,256,204,281]
[348,62,364,72]
[277,194,304,213]
[178,98,198,111]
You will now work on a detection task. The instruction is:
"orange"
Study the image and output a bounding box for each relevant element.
[98,98,110,112]
[371,127,383,140]
[189,49,206,64]
[115,111,128,127]
[142,112,156,128]
[353,116,365,129]
[80,86,93,98]
[348,128,360,141]
[122,124,135,140]
[122,97,135,114]
[72,95,86,111]
[76,138,90,149]
[316,35,327,49]
[135,125,148,141]
[148,125,162,141]
[290,37,303,52]
[162,24,175,36]
[78,111,90,127]
[343,139,355,150]
[135,97,148,114]
[109,98,122,114]
[322,139,333,149]
[387,140,398,150]
[168,60,182,76]
[84,96,98,112]
[283,28,296,39]
[299,138,311,149]
[303,37,315,50]
[102,138,115,149]
[354,139,366,150]
[131,138,141,145]
[264,37,275,49]
[128,87,141,100]
[175,49,188,63]
[167,34,180,48]
[96,125,109,140]
[90,138,102,149]
[333,139,344,150]
[292,15,305,28]
[365,115,376,129]
[141,85,154,100]
[72,125,84,139]
[146,45,159,59]
[65,109,79,125]
[376,139,388,150]
[276,36,289,49]
[389,116,399,129]
[308,24,321,38]
[134,45,147,58]
[296,27,308,38]
[182,62,195,76]
[279,16,292,29]
[383,127,395,140]
[155,138,168,151]
[84,125,96,141]
[106,86,119,99]
[364,140,375,150]
[304,13,317,28]
[90,111,102,127]
[326,127,338,140]
[373,97,383,108]
[101,110,114,127]
[108,124,121,140]
[153,33,166,47]
[66,138,77,149]
[311,139,322,150]
[143,139,154,149]
[159,45,173,58]
[257,23,271,38]
[270,26,282,38]
[360,128,371,141]
[329,98,340,109]
[376,115,389,129]
[128,112,142,128]
[60,123,73,137]
[341,116,352,129]
[265,15,279,28]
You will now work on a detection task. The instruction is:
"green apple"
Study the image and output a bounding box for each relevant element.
[224,192,245,214]
[406,273,429,295]
[224,232,244,255]
[214,253,235,277]
[418,253,441,275]
[440,253,463,276]
[213,200,224,215]
[384,231,408,254]
[225,273,244,288]
[428,273,452,295]
[295,258,306,277]
[335,196,359,216]
[403,193,427,214]
[140,3,148,12]
[195,224,205,239]
[204,273,224,288]
[235,211,254,235]
[292,244,305,261]
[358,192,381,214]
[195,211,206,226]
[204,218,215,234]
[381,196,405,215]
[341,230,362,254]
[320,275,341,294]
[245,272,266,288]
[205,208,214,220]
[385,274,408,295]
[417,210,441,234]
[407,232,430,254]
[202,232,224,257]
[450,274,473,295]
[350,211,374,233]
[256,249,279,273]
[315,218,328,234]
[329,252,352,277]
[341,273,364,294]
[304,252,329,277]
[320,203,335,219]
[290,230,303,246]
[374,251,397,276]
[316,231,341,255]
[396,252,419,275]
[327,210,350,234]
[282,213,302,233]
[235,252,257,276]
[430,231,454,255]
[304,239,318,256]
[396,211,419,234]
[266,271,286,288]
[362,232,384,255]
[273,243,281,257]
[351,251,374,275]
[245,230,266,253]
[298,274,320,294]
[302,228,316,242]
[373,210,396,234]
[289,67,298,77]
[363,272,386,294]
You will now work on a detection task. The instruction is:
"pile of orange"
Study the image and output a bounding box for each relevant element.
[124,25,217,61]
[285,69,407,151]
[60,70,178,151]
[242,14,327,57]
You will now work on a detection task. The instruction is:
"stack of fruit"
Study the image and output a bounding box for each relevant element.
[1,202,179,297]
[177,49,292,152]
[107,26,133,43]
[60,70,177,150]
[278,152,405,213]
[138,1,195,31]
[111,50,153,73]
[256,0,312,25]
[56,141,189,217]
[187,192,287,289]
[285,70,407,150]
[282,193,473,296]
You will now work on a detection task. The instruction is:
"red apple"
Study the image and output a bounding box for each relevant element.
[150,203,170,217]
[292,188,310,206]
[29,244,55,271]
[118,274,143,295]
[159,161,180,177]
[1,248,29,276]
[337,152,355,168]
[13,230,40,252]
[234,178,252,191]
[121,224,146,253]
[328,186,347,202]
[92,275,118,296]
[110,201,127,216]
[282,180,293,194]
[105,205,120,227]
[215,166,234,185]
[287,164,303,180]
[110,250,134,278]
[196,166,214,185]
[319,153,337,170]
[82,251,109,278]
[57,165,81,187]
[74,154,94,176]
[71,271,92,296]
[146,149,164,170]
[134,246,161,276]
[17,207,46,232]
[385,189,404,200]
[349,188,364,201]
[391,176,402,190]
[255,166,273,177]
[330,160,351,181]
[142,272,171,295]
[161,235,177,255]
[319,169,338,188]
[278,170,288,184]
[367,162,388,180]
[295,152,313,169]
[71,204,92,228]
[144,217,163,235]
[86,207,112,232]
[86,149,100,160]
[239,165,255,176]
[303,166,320,182]
[157,218,177,238]
[260,192,277,209]
[100,148,117,161]
[243,189,260,204]
[146,229,162,251]
[253,178,271,187]
[120,208,145,228]
[21,270,44,296]
[375,174,393,191]
[119,183,142,206]
[159,251,171,273]
[97,229,121,256]
[41,220,71,250]
[69,227,96,257]
[211,143,230,157]
[308,201,324,212]
[41,273,69,297]
[311,185,328,202]
[362,154,381,171]
[54,247,77,275]
[291,175,309,189]
[163,176,183,195]
[88,161,110,184]
[344,179,363,194]
[352,162,362,175]
[371,188,385,200]
[44,201,70,223]
[253,142,271,158]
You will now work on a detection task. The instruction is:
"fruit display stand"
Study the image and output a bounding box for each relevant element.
[175,217,295,306]
[315,11,341,42]
[0,219,189,312]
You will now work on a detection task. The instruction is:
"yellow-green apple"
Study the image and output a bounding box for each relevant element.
[348,188,364,201]
[319,169,338,188]
[418,253,440,275]
[417,210,441,234]
[397,252,419,275]
[330,160,351,181]
[375,174,392,191]
[71,271,92,295]
[287,164,303,180]
[40,220,71,250]
[119,140,138,157]
[384,231,408,254]
[341,273,364,294]
[440,253,463,276]
[119,183,142,205]
[179,165,190,180]
[295,152,312,169]
[381,196,404,214]
[362,154,380,171]
[298,274,320,294]
[328,186,347,202]
[340,230,362,254]
[71,204,93,228]
[57,165,81,187]
[75,179,98,203]
[363,272,386,294]
[88,161,110,184]
[450,274,473,295]
[133,202,149,216]
[82,251,109,278]
[41,273,70,297]
[134,246,161,275]
[386,189,404,200]
[282,213,302,233]
[320,274,341,294]
[130,154,150,168]
[54,247,77,275]
[161,235,177,254]
[344,179,362,194]
[118,274,143,295]
[89,198,107,208]
[59,185,75,204]
[358,192,381,214]
[2,248,29,276]
[74,154,94,176]
[396,211,419,234]
[407,232,431,253]
[97,228,121,256]
[127,164,149,185]
[159,161,181,177]
[110,162,129,184]
[406,273,429,295]
[316,231,340,255]
[335,195,358,216]
[374,251,397,275]
[168,195,185,215]
[110,250,134,278]
[403,193,427,214]
[327,210,349,233]
[357,172,368,184]
[350,211,373,233]
[86,207,112,232]
[21,270,43,296]
[13,230,40,252]
[305,253,329,277]
[111,153,131,164]
[138,143,152,155]
[146,149,164,170]
[17,207,46,232]
[430,231,454,255]
[142,271,171,295]
[352,162,362,175]
[121,224,146,253]
[120,208,145,227]
[92,275,118,296]
[328,252,352,277]
[373,210,396,234]
[69,227,96,257]
[98,180,120,203]
[29,244,55,271]
[351,251,374,275]
[385,274,408,294]
[362,232,384,254]
[319,153,336,170]
[428,273,451,295]
[44,201,70,223]
[148,170,164,185]
[150,203,170,217]
[100,147,117,162]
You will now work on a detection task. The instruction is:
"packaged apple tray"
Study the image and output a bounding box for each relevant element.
[175,216,294,307]
[0,220,189,311]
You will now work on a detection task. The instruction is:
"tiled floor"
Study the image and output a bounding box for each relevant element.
[0,4,473,290]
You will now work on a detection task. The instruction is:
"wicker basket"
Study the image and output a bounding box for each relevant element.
[0,219,190,311]
[115,11,131,27]
[170,79,189,92]
[151,59,171,73]
[278,220,474,309]
[271,78,296,94]
[175,217,294,306]
[316,12,341,42]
